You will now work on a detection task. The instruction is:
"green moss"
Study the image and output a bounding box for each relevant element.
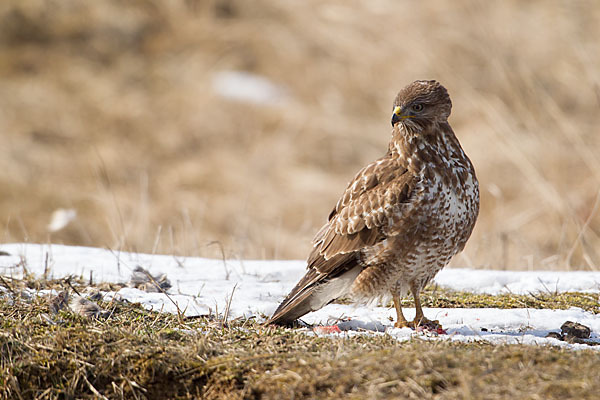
[384,286,600,313]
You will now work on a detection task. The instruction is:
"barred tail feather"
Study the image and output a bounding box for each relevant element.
[267,262,362,325]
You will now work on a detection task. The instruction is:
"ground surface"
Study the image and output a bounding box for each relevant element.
[3,299,600,400]
[2,244,600,398]
[2,243,600,349]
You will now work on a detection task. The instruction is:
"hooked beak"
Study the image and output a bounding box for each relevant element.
[391,105,404,126]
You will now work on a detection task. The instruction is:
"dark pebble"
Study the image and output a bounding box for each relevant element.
[561,321,591,339]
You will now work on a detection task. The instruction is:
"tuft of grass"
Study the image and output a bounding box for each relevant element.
[1,277,600,399]
[410,286,600,313]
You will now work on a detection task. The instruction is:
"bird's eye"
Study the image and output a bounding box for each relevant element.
[412,103,424,112]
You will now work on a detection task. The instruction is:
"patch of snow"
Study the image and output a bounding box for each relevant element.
[47,208,77,232]
[212,70,289,105]
[1,243,600,350]
[435,268,600,294]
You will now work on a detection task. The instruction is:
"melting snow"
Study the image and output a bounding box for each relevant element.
[1,243,599,350]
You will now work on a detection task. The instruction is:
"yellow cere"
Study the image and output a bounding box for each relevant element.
[393,106,402,115]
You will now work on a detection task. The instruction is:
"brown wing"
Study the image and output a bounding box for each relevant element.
[267,156,419,325]
[309,156,417,274]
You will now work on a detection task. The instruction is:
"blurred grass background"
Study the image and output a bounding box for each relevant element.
[1,0,599,269]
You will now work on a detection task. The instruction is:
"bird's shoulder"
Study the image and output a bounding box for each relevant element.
[308,154,420,270]
[329,155,417,233]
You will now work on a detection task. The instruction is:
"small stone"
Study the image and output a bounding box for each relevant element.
[561,321,591,339]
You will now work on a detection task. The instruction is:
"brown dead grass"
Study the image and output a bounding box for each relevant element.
[1,0,600,269]
[1,276,600,399]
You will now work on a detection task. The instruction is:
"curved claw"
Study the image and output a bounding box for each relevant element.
[414,318,442,330]
[394,318,443,331]
[394,320,411,329]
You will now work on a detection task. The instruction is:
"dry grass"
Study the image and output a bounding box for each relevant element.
[1,0,600,269]
[1,276,600,399]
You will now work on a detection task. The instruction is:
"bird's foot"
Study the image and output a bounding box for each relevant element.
[414,318,446,335]
[393,319,412,329]
[394,318,446,334]
[413,317,441,329]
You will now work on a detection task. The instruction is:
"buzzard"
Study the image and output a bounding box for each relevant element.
[268,80,479,329]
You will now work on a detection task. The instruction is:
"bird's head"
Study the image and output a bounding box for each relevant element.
[391,80,452,133]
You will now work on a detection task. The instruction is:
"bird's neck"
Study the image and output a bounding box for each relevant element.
[389,121,473,178]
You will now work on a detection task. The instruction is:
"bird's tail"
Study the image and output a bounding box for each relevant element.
[266,258,362,326]
[267,268,322,325]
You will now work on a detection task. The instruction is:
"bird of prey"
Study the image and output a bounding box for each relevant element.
[268,80,479,329]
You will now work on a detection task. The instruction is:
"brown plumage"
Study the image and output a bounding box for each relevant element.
[268,80,479,328]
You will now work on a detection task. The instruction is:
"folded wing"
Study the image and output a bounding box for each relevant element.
[268,157,419,324]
